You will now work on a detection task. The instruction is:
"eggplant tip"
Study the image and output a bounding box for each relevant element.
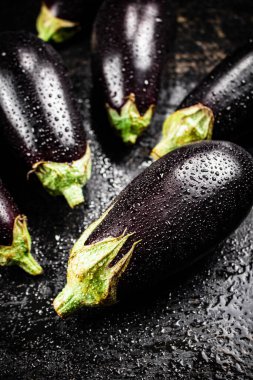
[0,215,43,276]
[53,220,140,316]
[106,94,155,144]
[18,253,43,276]
[36,3,79,43]
[53,285,82,318]
[31,145,92,208]
[151,104,214,159]
[61,184,85,208]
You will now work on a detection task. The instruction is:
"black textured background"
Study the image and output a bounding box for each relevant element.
[0,1,253,379]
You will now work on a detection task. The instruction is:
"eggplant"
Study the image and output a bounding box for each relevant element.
[37,0,102,43]
[54,141,253,317]
[152,42,253,159]
[0,181,42,276]
[0,32,91,208]
[92,0,173,144]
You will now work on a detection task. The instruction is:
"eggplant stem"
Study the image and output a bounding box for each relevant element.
[0,215,43,276]
[61,184,84,208]
[18,253,44,276]
[31,145,92,208]
[53,285,85,318]
[36,3,79,43]
[53,209,140,318]
[107,93,155,144]
[151,103,214,160]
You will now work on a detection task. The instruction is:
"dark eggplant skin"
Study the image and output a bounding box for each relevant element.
[44,0,100,23]
[0,182,19,246]
[181,42,253,141]
[37,0,103,43]
[92,0,174,144]
[0,180,43,275]
[0,32,86,165]
[54,141,253,317]
[152,43,253,159]
[0,32,91,207]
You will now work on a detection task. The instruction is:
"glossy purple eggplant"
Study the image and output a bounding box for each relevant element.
[54,141,253,317]
[152,42,253,159]
[0,181,42,275]
[0,32,91,208]
[37,0,103,43]
[92,0,173,144]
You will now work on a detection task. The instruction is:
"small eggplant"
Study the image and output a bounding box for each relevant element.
[0,32,91,208]
[37,0,102,43]
[92,0,173,144]
[152,42,253,159]
[0,181,42,276]
[54,141,253,317]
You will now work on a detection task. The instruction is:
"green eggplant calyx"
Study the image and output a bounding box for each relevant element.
[36,3,80,43]
[31,145,92,208]
[54,232,139,318]
[107,93,155,144]
[53,206,140,317]
[151,103,214,160]
[0,215,43,276]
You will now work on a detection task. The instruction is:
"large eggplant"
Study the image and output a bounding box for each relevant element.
[37,0,102,43]
[0,32,91,208]
[54,141,253,317]
[0,181,42,276]
[92,0,173,144]
[152,42,253,159]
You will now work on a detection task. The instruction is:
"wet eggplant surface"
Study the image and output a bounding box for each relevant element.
[0,0,253,379]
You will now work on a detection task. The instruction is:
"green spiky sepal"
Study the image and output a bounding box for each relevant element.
[107,93,155,144]
[151,104,214,160]
[0,215,43,276]
[31,145,92,208]
[36,3,80,43]
[53,207,140,318]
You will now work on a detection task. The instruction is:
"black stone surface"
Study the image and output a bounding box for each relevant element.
[0,1,253,379]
